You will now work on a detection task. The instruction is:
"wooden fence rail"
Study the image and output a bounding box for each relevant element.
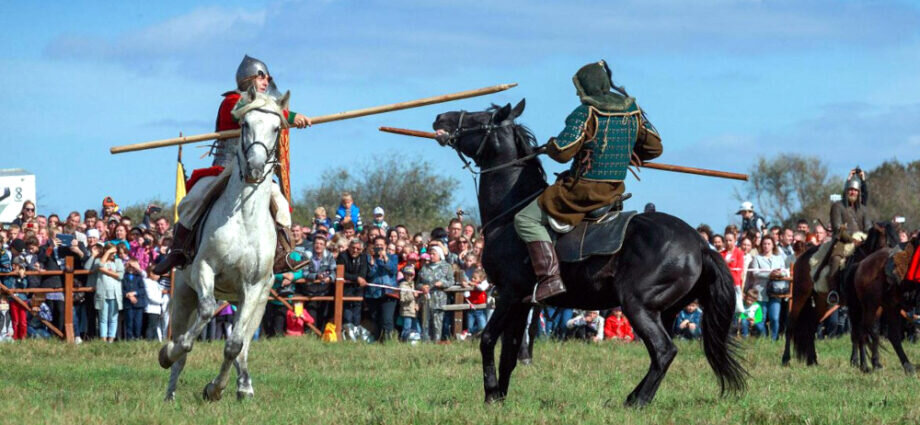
[0,260,353,343]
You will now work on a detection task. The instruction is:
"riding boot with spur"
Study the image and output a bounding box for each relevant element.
[153,224,194,275]
[524,241,566,304]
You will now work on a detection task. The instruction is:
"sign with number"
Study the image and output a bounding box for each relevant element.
[0,171,36,224]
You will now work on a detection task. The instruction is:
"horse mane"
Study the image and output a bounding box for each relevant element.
[486,104,546,180]
[233,91,289,128]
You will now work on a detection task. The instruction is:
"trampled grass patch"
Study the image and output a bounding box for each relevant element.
[2,337,920,424]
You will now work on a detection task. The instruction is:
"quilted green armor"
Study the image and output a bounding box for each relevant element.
[553,103,642,182]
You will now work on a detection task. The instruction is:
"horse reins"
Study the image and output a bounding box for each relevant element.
[443,110,547,236]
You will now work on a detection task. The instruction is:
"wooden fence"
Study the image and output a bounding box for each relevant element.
[0,259,358,342]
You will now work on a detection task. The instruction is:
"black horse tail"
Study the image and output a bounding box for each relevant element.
[791,292,818,361]
[697,248,748,395]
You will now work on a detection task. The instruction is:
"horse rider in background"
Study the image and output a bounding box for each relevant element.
[513,60,662,303]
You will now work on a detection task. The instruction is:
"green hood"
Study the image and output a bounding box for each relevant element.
[572,60,635,112]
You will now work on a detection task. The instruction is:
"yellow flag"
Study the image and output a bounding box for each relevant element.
[174,145,187,223]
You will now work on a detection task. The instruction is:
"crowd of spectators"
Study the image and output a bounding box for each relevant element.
[1,188,916,346]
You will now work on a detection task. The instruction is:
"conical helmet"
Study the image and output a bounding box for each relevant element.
[235,55,281,98]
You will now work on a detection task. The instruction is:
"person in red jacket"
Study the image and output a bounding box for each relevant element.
[155,55,310,274]
[603,307,634,341]
[721,231,746,314]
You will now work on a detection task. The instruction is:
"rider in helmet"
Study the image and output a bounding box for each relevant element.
[513,60,663,303]
[830,168,871,236]
[154,55,310,275]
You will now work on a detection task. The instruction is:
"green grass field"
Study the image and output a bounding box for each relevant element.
[2,336,920,424]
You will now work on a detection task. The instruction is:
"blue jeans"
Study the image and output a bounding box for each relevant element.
[400,317,418,341]
[98,299,119,339]
[767,298,783,341]
[467,310,487,335]
[740,320,766,337]
[125,308,144,340]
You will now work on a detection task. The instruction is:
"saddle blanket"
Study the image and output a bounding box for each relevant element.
[554,211,638,263]
[186,166,225,192]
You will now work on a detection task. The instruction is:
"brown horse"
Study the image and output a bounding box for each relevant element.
[847,245,917,374]
[781,230,854,366]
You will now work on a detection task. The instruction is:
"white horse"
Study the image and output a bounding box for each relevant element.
[159,88,288,401]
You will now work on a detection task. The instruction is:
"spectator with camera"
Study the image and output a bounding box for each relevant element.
[90,243,124,342]
[566,310,603,342]
[366,236,399,342]
[301,236,336,330]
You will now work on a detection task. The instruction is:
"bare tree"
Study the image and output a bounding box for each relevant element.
[737,154,840,228]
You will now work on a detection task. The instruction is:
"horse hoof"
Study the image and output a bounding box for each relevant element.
[237,391,254,401]
[203,383,222,402]
[164,393,175,402]
[903,363,916,375]
[484,392,505,404]
[519,358,532,366]
[624,396,649,408]
[158,344,173,369]
[860,366,872,374]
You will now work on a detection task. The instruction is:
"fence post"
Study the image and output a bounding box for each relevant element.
[64,256,75,343]
[453,292,464,339]
[334,264,344,341]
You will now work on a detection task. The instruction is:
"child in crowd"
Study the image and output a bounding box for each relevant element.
[737,289,765,338]
[313,207,334,236]
[371,206,389,233]
[334,192,363,232]
[399,265,419,341]
[463,268,489,336]
[603,307,634,341]
[285,302,314,337]
[674,301,703,340]
[143,265,166,341]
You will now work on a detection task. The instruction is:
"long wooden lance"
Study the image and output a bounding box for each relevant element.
[110,83,518,154]
[378,126,749,181]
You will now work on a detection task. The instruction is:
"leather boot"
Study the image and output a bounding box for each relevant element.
[523,241,566,304]
[153,224,194,275]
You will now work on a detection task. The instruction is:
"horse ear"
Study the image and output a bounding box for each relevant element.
[511,99,526,118]
[493,103,512,123]
[279,91,291,110]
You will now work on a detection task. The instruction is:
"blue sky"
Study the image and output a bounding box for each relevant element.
[2,0,919,231]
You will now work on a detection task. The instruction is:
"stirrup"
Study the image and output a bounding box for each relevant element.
[548,216,574,234]
[827,291,840,306]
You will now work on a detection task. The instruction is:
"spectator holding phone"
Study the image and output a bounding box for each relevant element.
[301,236,335,330]
[91,243,124,342]
[366,236,399,343]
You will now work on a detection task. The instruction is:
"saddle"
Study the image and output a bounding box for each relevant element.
[550,194,638,263]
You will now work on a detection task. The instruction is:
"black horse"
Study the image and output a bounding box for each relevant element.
[431,100,745,407]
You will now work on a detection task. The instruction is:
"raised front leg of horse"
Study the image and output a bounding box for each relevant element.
[161,263,219,369]
[203,283,271,401]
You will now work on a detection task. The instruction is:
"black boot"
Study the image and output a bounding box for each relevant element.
[153,224,194,275]
[523,241,566,304]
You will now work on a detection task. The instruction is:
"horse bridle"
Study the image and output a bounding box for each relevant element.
[443,110,545,176]
[236,108,282,184]
[442,110,547,235]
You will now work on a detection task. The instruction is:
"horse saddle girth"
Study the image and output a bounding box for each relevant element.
[552,210,638,263]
